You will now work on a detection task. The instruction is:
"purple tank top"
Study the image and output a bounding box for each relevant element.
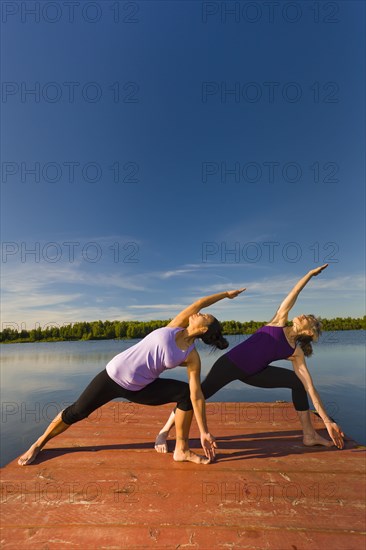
[226,325,295,375]
[106,327,195,391]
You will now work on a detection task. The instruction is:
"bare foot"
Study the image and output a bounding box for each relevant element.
[18,444,41,466]
[173,449,210,464]
[155,431,169,453]
[303,432,333,447]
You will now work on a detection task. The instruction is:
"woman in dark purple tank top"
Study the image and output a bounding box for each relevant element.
[156,265,345,453]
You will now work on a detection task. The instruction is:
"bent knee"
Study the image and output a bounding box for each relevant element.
[176,399,193,412]
[61,407,89,425]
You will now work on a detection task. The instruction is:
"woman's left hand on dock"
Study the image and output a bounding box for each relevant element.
[201,432,217,461]
[327,421,345,449]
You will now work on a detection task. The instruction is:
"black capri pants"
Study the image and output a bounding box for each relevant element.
[194,355,309,412]
[62,369,191,425]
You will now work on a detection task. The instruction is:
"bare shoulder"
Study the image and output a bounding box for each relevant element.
[180,348,200,369]
[268,307,288,327]
[265,321,284,328]
[166,319,183,328]
[289,346,305,364]
[186,347,200,363]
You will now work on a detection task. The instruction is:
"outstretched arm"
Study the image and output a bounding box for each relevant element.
[186,351,217,460]
[291,349,344,449]
[270,264,328,326]
[168,288,245,328]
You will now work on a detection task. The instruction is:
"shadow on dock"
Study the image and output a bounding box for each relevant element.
[1,402,365,549]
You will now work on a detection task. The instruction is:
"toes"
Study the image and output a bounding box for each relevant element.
[173,449,212,464]
[155,444,168,454]
[18,449,38,465]
[154,435,168,454]
[303,436,333,447]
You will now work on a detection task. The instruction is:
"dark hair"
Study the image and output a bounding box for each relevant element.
[295,314,322,357]
[295,335,313,357]
[200,318,229,351]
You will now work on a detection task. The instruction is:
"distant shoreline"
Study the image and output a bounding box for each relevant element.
[1,317,365,344]
[1,330,365,345]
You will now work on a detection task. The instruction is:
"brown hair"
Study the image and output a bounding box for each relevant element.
[295,314,322,357]
[200,318,229,351]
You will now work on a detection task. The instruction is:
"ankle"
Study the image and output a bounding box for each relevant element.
[303,430,316,438]
[35,435,47,448]
[175,437,189,452]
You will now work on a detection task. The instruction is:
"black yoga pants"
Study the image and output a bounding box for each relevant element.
[62,369,191,425]
[197,355,309,412]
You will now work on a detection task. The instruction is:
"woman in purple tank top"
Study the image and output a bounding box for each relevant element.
[18,288,244,466]
[156,265,345,454]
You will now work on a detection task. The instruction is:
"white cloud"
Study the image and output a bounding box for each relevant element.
[160,269,197,279]
[1,255,364,329]
[128,304,184,309]
[187,275,365,296]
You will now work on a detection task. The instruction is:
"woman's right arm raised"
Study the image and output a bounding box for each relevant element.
[269,264,328,326]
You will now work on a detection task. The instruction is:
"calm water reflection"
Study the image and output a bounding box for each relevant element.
[1,331,365,466]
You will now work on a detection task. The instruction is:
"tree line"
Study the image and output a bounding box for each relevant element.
[1,317,365,343]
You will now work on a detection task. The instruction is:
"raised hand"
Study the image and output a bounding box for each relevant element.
[227,288,246,299]
[310,264,328,277]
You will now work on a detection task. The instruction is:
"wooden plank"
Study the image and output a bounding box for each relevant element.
[1,403,365,549]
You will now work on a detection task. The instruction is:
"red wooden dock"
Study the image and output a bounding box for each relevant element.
[1,402,365,549]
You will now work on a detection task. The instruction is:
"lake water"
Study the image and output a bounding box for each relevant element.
[1,331,365,467]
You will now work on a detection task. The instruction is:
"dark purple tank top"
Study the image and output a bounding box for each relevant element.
[226,325,295,375]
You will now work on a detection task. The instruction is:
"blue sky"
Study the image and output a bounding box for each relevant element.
[1,0,365,330]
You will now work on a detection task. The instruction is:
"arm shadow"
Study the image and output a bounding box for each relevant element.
[28,428,357,466]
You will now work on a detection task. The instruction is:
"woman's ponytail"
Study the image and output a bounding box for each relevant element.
[200,318,229,351]
[295,314,323,357]
[295,335,314,357]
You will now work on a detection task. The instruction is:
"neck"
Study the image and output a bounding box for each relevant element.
[179,328,196,346]
[287,325,298,338]
[285,325,301,344]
